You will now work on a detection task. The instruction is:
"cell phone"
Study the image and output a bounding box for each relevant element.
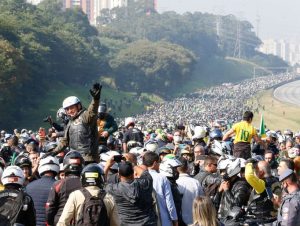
[113,155,123,163]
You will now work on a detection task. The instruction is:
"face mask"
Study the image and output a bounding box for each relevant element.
[173,135,182,144]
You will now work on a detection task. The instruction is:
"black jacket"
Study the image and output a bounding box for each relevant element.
[214,177,251,218]
[26,176,56,226]
[106,170,157,226]
[46,176,81,226]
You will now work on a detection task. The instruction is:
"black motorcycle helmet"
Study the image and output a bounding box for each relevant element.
[44,142,58,153]
[80,163,104,189]
[63,151,85,176]
[15,155,32,175]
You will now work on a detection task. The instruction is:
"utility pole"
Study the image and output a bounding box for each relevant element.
[233,21,241,58]
[256,14,260,38]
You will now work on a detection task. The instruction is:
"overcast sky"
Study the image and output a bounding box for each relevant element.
[157,0,300,42]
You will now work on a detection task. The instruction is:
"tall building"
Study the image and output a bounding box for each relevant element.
[259,39,300,66]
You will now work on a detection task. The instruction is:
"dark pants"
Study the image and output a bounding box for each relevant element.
[233,142,251,159]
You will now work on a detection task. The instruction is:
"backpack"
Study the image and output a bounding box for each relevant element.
[0,189,25,226]
[76,188,109,226]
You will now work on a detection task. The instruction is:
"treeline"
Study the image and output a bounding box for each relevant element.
[0,0,103,128]
[98,0,288,92]
[0,0,288,129]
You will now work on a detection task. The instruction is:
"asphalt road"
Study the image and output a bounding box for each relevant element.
[273,80,300,106]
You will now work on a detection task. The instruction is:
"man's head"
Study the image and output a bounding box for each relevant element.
[98,103,107,119]
[243,111,254,122]
[62,96,82,118]
[286,139,294,150]
[256,161,271,178]
[278,158,295,176]
[204,156,218,173]
[118,161,134,181]
[264,151,274,164]
[194,145,205,157]
[279,169,298,194]
[177,157,189,174]
[143,151,159,170]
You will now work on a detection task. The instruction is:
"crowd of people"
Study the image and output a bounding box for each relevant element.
[0,74,300,226]
[133,73,297,130]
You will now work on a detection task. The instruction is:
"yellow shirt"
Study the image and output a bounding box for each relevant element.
[245,163,265,194]
[232,121,257,144]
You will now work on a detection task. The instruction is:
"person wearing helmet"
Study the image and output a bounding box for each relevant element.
[99,150,122,184]
[55,83,102,163]
[57,163,119,226]
[1,166,36,226]
[159,154,184,225]
[46,151,84,226]
[105,158,157,225]
[213,158,251,219]
[122,117,144,153]
[223,111,262,159]
[277,169,300,226]
[15,155,34,186]
[49,108,69,140]
[97,103,118,146]
[191,126,207,147]
[26,156,59,226]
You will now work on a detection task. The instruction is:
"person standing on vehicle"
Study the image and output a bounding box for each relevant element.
[223,111,262,159]
[58,83,102,163]
[97,103,118,145]
[122,117,144,152]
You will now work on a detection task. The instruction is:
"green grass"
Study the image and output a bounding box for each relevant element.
[178,57,262,95]
[19,82,146,130]
[249,89,300,131]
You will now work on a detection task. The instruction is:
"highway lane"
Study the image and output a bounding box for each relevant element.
[273,80,300,106]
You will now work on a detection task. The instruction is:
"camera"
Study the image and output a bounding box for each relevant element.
[222,173,230,182]
[113,155,124,163]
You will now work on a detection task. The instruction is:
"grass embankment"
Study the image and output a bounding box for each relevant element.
[20,82,152,130]
[179,57,265,95]
[250,89,300,131]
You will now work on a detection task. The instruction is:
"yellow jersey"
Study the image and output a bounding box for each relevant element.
[232,121,257,144]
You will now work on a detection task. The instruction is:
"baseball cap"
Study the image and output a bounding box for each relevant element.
[279,169,294,182]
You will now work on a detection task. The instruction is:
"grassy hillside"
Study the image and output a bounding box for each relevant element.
[250,89,300,131]
[18,83,147,130]
[179,57,265,95]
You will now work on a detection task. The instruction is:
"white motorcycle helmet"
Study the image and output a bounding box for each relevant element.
[38,156,60,176]
[62,96,81,109]
[2,166,25,186]
[159,155,182,178]
[192,126,206,140]
[125,117,135,128]
[99,151,120,170]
